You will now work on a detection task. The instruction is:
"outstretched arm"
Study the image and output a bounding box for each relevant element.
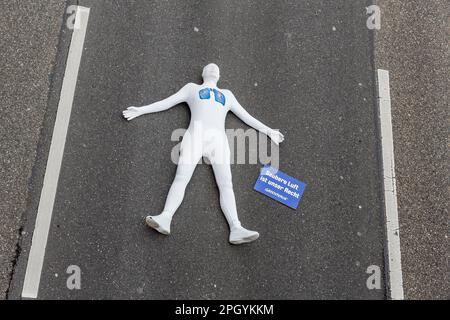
[229,91,285,145]
[123,83,192,121]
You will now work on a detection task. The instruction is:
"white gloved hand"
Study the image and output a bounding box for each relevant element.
[122,107,143,121]
[269,129,285,145]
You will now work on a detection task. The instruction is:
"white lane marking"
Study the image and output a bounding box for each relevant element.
[21,6,91,299]
[377,69,404,300]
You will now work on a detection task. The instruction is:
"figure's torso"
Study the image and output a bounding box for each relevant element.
[185,83,231,130]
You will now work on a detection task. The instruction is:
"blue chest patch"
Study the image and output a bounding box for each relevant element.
[199,88,211,100]
[213,89,226,106]
[199,88,226,106]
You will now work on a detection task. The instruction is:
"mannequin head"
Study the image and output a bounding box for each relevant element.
[202,63,220,85]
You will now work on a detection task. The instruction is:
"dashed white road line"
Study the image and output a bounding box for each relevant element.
[377,69,404,300]
[21,6,90,299]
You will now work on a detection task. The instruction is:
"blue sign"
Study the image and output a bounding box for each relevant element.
[254,166,307,210]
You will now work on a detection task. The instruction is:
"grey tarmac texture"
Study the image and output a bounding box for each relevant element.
[8,0,387,299]
[3,0,449,301]
[0,0,66,299]
[375,0,449,299]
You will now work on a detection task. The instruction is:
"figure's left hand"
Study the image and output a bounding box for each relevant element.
[269,130,285,145]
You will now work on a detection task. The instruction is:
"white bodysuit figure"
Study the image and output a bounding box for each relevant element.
[123,64,284,244]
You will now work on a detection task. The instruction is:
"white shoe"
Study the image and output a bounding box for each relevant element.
[145,214,171,235]
[229,226,260,245]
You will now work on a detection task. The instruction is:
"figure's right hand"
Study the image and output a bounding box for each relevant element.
[123,107,142,121]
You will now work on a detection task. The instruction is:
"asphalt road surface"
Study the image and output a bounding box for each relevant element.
[375,0,449,299]
[0,0,67,299]
[9,0,387,299]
